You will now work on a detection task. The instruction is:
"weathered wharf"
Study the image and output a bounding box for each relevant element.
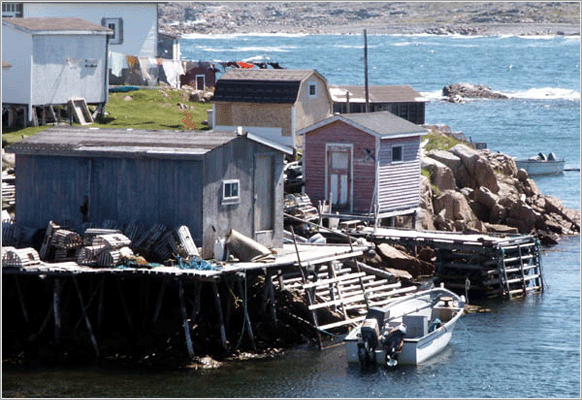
[354,227,544,299]
[3,241,416,360]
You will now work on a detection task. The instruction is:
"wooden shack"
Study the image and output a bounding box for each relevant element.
[6,126,292,257]
[212,69,333,149]
[298,111,426,223]
[1,17,112,126]
[329,85,427,125]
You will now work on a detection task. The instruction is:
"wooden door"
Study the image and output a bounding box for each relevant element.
[326,145,352,211]
[254,154,274,234]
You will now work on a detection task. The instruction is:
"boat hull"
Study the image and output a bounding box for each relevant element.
[515,159,565,176]
[345,288,464,366]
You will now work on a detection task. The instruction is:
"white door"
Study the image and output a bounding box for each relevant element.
[326,145,352,211]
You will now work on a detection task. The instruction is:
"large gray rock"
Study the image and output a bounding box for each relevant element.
[433,190,475,222]
[426,150,462,173]
[419,175,434,213]
[415,208,436,231]
[442,83,509,100]
[473,186,499,209]
[450,144,499,193]
[421,157,456,192]
[507,201,538,233]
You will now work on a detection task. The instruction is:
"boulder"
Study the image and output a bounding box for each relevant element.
[442,83,509,100]
[516,168,529,182]
[483,223,519,234]
[474,157,499,193]
[421,157,456,192]
[473,186,499,209]
[450,144,499,193]
[419,175,434,213]
[507,201,537,233]
[433,190,475,222]
[469,200,490,222]
[489,203,507,224]
[426,150,462,173]
[415,208,436,231]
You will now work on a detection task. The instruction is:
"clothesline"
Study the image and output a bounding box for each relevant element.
[109,51,185,88]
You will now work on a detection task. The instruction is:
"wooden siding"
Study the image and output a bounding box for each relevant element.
[377,136,421,213]
[15,154,204,244]
[216,102,293,137]
[295,73,333,132]
[304,120,376,213]
[202,137,284,258]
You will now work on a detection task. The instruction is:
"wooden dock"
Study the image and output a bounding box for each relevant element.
[4,241,417,361]
[355,227,544,299]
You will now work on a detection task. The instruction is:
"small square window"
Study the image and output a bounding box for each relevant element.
[102,17,123,45]
[392,146,403,163]
[222,179,240,205]
[308,82,317,98]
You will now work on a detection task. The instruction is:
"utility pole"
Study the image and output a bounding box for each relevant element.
[364,29,370,113]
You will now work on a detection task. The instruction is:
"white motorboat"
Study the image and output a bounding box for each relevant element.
[515,152,565,176]
[345,286,465,367]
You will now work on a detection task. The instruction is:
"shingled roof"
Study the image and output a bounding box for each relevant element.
[297,111,426,139]
[213,69,320,104]
[329,85,427,104]
[2,17,112,35]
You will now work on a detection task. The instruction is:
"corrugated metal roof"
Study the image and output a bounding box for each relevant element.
[213,69,319,104]
[329,85,427,103]
[6,127,245,158]
[2,17,112,34]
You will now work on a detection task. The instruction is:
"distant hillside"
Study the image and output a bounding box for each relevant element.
[158,2,580,36]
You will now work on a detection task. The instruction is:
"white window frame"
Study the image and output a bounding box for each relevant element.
[392,145,403,163]
[308,81,317,98]
[195,74,206,90]
[102,17,123,45]
[222,179,240,205]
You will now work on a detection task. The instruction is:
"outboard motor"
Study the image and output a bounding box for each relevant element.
[358,317,380,367]
[383,324,407,367]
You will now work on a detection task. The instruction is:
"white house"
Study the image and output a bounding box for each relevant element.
[2,17,112,125]
[2,2,158,57]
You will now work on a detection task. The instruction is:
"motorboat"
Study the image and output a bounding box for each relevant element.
[345,286,465,367]
[515,152,565,176]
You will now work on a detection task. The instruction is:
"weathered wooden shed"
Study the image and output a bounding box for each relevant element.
[1,17,112,125]
[6,127,292,258]
[298,111,427,222]
[212,69,333,150]
[329,85,427,125]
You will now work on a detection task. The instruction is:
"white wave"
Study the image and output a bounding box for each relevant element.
[181,32,309,40]
[419,90,445,101]
[198,46,295,53]
[241,55,271,62]
[503,87,581,100]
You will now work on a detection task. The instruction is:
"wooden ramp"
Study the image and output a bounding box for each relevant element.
[272,261,417,336]
[68,98,93,125]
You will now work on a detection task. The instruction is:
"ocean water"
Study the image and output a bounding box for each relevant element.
[3,33,580,398]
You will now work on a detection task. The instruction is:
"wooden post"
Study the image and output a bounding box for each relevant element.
[14,275,28,323]
[178,279,195,359]
[211,281,229,352]
[266,269,278,329]
[41,105,46,125]
[53,277,62,345]
[72,276,100,357]
[116,277,133,330]
[152,277,167,322]
[8,106,15,127]
[97,276,106,330]
[237,276,257,352]
[190,281,202,322]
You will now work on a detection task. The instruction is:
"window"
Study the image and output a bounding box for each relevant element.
[101,17,123,45]
[222,179,240,205]
[308,81,317,98]
[2,3,23,17]
[392,146,403,163]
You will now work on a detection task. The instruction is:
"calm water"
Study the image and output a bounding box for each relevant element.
[3,33,580,398]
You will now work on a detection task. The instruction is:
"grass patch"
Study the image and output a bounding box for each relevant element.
[2,88,213,146]
[424,128,464,152]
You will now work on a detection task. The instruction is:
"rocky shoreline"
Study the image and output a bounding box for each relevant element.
[158,2,580,37]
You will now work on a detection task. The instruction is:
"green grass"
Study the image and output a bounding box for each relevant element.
[2,88,213,147]
[424,128,464,152]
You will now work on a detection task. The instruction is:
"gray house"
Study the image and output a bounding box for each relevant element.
[6,127,292,257]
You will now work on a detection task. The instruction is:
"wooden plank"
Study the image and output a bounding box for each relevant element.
[178,279,195,359]
[302,272,367,289]
[318,315,365,331]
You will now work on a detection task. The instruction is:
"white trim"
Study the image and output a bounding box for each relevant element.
[308,81,317,98]
[195,73,206,90]
[222,179,240,205]
[374,136,380,217]
[325,142,354,213]
[392,145,403,163]
[291,105,296,150]
[246,132,294,155]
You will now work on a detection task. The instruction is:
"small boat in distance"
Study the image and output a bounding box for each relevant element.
[345,286,465,368]
[515,152,565,176]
